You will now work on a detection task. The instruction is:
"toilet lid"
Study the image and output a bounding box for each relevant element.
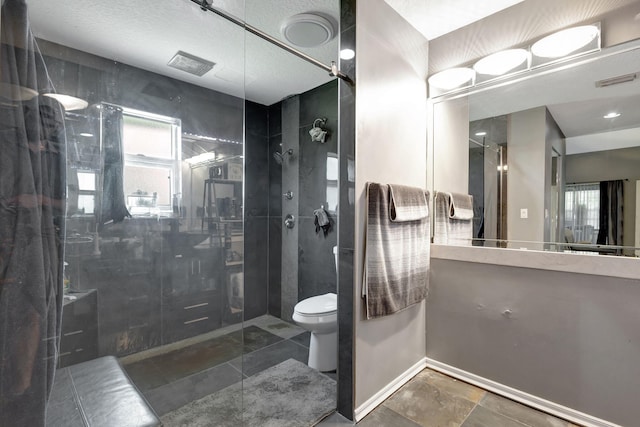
[295,293,337,315]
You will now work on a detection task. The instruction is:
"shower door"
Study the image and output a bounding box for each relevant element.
[23,0,248,424]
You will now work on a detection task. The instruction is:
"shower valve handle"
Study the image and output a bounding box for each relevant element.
[283,191,293,200]
[284,214,295,229]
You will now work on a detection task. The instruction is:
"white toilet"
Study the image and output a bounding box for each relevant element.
[292,246,338,372]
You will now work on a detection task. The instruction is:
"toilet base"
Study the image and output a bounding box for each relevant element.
[308,330,337,372]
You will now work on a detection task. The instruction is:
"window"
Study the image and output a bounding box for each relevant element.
[120,107,181,215]
[564,183,599,244]
[76,171,97,214]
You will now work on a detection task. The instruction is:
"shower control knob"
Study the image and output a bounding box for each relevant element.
[283,191,294,200]
[284,214,295,229]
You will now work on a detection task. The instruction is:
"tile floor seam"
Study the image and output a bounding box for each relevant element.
[458,401,479,427]
[288,336,311,350]
[378,403,422,427]
[477,396,567,427]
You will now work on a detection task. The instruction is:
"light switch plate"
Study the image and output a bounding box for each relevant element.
[520,208,528,219]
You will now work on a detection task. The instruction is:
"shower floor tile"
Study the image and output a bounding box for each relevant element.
[144,362,242,416]
[247,314,306,339]
[230,338,309,377]
[124,325,283,390]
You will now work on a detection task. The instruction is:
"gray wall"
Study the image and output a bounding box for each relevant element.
[566,146,640,250]
[507,107,547,247]
[354,0,429,415]
[427,255,640,427]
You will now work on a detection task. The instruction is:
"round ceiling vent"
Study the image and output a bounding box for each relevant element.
[281,13,336,48]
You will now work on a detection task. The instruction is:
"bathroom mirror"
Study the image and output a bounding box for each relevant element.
[431,36,640,257]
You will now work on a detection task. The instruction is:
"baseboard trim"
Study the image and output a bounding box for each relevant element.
[426,358,621,427]
[354,357,427,422]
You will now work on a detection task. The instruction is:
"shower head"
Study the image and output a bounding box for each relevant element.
[272,148,294,165]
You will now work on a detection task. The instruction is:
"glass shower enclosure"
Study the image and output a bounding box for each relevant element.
[0,0,342,425]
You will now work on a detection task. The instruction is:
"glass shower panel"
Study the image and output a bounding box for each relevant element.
[241,1,339,424]
[12,0,246,424]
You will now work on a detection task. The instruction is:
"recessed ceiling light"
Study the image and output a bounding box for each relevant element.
[475,131,487,136]
[281,13,336,48]
[340,49,355,60]
[473,49,529,76]
[603,112,621,119]
[428,67,475,91]
[531,25,599,59]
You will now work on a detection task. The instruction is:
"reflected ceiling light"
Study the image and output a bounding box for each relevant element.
[340,49,355,60]
[475,131,487,136]
[531,25,599,58]
[79,132,94,137]
[42,93,88,111]
[603,112,621,119]
[185,152,216,165]
[473,49,529,76]
[428,67,475,90]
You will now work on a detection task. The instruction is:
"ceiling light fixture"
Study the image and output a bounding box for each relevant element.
[473,49,529,76]
[185,152,216,165]
[531,25,599,58]
[42,93,89,111]
[603,112,621,119]
[340,49,355,60]
[281,13,336,48]
[428,67,475,91]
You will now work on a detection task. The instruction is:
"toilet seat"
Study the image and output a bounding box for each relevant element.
[294,293,337,316]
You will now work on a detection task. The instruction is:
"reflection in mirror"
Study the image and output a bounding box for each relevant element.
[432,37,640,257]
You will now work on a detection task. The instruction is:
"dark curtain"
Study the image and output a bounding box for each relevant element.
[99,104,130,226]
[597,180,624,248]
[0,0,67,425]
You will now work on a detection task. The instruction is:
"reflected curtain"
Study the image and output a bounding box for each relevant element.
[596,180,623,248]
[0,0,67,425]
[99,104,130,226]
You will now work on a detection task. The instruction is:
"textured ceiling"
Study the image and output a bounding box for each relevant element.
[27,0,339,106]
[383,0,526,41]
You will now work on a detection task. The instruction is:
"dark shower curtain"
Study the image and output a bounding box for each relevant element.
[597,180,624,249]
[0,0,67,425]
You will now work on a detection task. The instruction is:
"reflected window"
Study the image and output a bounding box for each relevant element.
[564,183,599,244]
[122,108,181,215]
[326,153,338,212]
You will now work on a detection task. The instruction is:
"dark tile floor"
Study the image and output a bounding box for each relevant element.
[318,369,581,427]
[123,317,328,417]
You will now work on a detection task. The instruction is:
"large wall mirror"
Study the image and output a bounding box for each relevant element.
[431,30,640,257]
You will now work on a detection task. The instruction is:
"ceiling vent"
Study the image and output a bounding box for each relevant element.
[167,51,215,77]
[281,13,336,48]
[595,72,637,88]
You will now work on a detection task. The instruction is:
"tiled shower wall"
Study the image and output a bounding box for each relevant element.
[267,81,339,321]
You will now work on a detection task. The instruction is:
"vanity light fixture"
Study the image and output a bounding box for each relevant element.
[531,25,599,59]
[473,49,529,76]
[428,67,475,91]
[339,49,355,60]
[603,112,621,119]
